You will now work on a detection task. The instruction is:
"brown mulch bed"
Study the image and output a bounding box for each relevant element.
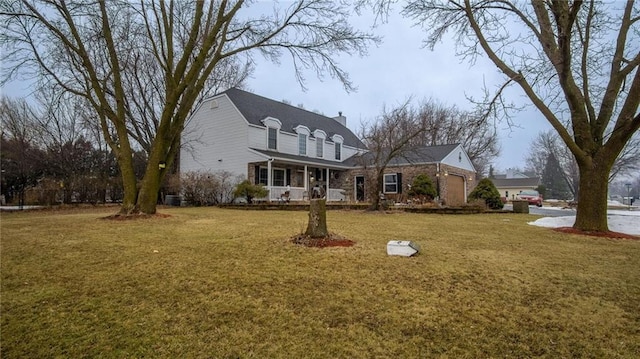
[291,233,355,248]
[553,227,639,240]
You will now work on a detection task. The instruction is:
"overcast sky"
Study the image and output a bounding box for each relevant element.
[1,2,554,173]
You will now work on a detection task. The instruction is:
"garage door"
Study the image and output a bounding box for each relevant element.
[447,175,465,206]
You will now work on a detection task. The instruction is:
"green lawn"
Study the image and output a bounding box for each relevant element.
[2,207,639,358]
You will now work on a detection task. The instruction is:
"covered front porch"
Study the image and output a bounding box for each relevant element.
[248,150,351,202]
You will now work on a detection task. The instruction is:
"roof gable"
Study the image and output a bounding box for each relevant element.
[441,144,476,171]
[220,88,365,148]
[344,144,469,167]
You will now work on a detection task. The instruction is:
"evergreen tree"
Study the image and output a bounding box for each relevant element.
[541,153,571,200]
[408,174,437,200]
[469,178,503,210]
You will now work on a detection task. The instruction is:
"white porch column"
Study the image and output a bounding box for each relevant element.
[326,168,330,200]
[267,159,273,202]
[304,165,308,192]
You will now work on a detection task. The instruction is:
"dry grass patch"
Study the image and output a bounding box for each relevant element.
[2,207,640,358]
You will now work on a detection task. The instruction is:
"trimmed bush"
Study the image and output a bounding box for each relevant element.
[408,174,437,200]
[468,178,504,210]
[233,180,268,204]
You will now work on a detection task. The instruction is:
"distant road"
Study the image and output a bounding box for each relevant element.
[503,204,576,217]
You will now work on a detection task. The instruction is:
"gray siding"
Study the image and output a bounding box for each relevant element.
[180,96,263,177]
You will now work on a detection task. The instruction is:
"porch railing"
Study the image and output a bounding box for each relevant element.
[259,186,345,202]
[269,186,306,202]
[327,188,346,202]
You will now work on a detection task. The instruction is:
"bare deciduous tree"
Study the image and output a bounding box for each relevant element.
[1,0,378,215]
[364,0,640,232]
[359,101,429,210]
[411,99,499,176]
[0,97,45,206]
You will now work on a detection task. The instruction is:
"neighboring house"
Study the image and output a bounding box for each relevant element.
[492,168,536,180]
[181,88,477,204]
[490,177,541,201]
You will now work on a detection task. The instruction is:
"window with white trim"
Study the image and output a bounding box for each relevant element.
[384,174,398,193]
[298,133,307,155]
[316,138,324,158]
[268,127,278,150]
[334,142,341,161]
[258,167,268,185]
[273,168,285,186]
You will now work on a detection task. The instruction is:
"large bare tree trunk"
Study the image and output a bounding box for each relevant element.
[137,170,162,214]
[116,146,139,215]
[573,159,612,232]
[305,199,328,238]
[370,168,385,210]
[135,121,182,214]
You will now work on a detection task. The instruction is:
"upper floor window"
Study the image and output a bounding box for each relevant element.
[294,125,310,156]
[262,117,282,151]
[298,133,307,155]
[313,129,327,158]
[331,134,344,161]
[268,127,278,150]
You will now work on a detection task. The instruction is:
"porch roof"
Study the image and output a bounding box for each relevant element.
[249,148,355,170]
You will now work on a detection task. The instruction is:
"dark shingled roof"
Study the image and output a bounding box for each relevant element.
[343,144,460,166]
[250,149,355,169]
[222,88,365,149]
[490,177,540,188]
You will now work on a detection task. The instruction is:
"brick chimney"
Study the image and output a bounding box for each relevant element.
[333,111,346,127]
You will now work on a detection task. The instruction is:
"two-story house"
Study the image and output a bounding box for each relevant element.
[180,88,477,205]
[180,88,367,201]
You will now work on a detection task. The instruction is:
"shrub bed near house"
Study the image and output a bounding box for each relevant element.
[468,178,504,210]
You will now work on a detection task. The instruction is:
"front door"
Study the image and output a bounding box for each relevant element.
[355,176,365,202]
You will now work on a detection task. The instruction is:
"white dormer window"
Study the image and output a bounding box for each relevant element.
[294,125,310,156]
[268,128,278,150]
[298,133,307,155]
[331,134,344,161]
[316,138,324,158]
[313,129,327,158]
[262,117,282,151]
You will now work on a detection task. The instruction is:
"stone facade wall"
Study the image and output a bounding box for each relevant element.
[347,163,477,205]
[247,161,477,205]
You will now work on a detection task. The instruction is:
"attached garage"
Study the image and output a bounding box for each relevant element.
[446,174,466,206]
[346,144,477,205]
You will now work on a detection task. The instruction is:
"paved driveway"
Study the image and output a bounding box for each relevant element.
[503,204,576,217]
